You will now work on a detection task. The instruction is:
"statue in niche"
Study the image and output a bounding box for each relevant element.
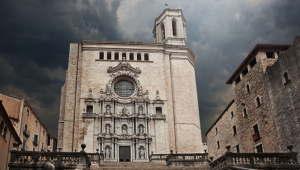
[105,124,110,134]
[106,105,111,114]
[139,125,144,135]
[106,84,111,94]
[105,147,111,158]
[121,107,127,116]
[138,105,143,115]
[139,147,145,159]
[138,86,143,95]
[122,125,127,135]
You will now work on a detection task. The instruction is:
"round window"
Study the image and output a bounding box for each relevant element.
[114,80,135,97]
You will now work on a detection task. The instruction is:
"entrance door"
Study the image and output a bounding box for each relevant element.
[119,146,131,162]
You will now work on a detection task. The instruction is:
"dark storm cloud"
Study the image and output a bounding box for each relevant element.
[0,0,122,137]
[1,0,300,142]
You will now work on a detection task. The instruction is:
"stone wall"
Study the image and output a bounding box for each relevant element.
[266,36,300,160]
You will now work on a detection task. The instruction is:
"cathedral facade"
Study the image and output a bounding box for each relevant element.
[58,8,203,162]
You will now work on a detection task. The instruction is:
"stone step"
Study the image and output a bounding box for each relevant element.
[91,162,210,170]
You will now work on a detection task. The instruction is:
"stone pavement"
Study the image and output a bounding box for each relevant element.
[90,162,210,170]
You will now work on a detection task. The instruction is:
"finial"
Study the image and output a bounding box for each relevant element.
[165,4,168,8]
[178,7,181,9]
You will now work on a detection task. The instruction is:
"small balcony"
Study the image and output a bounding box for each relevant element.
[23,128,30,137]
[33,140,38,146]
[253,133,261,142]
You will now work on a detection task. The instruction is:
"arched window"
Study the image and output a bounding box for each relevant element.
[2,126,7,139]
[256,97,261,106]
[161,24,165,40]
[246,84,250,93]
[243,108,248,117]
[172,20,177,36]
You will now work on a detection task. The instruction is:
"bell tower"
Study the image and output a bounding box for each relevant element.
[153,6,187,45]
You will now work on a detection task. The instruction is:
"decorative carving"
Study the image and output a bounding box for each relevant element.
[107,62,141,74]
[139,146,145,159]
[105,124,110,134]
[105,146,111,158]
[138,105,144,115]
[106,105,111,114]
[121,107,128,116]
[122,124,127,135]
[154,90,164,104]
[139,125,144,135]
[133,85,149,103]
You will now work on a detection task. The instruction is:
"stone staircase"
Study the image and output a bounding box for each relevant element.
[91,162,210,170]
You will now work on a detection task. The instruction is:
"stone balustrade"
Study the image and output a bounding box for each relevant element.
[166,150,208,167]
[8,143,91,170]
[209,144,300,170]
[149,152,169,163]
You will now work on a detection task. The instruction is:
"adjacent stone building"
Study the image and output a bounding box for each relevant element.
[58,8,204,162]
[0,101,22,170]
[0,93,49,152]
[206,36,300,160]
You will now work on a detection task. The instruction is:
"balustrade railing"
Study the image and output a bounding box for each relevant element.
[166,150,208,167]
[209,144,300,170]
[8,143,91,170]
[83,112,97,118]
[149,153,169,162]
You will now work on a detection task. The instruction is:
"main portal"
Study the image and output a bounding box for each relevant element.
[119,146,131,162]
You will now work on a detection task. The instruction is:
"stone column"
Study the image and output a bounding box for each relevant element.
[146,140,149,159]
[132,139,136,160]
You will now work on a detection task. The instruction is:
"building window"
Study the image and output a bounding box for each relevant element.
[243,108,248,118]
[242,68,248,76]
[130,53,134,60]
[43,130,45,136]
[144,54,149,61]
[216,128,218,134]
[172,20,177,36]
[161,24,165,40]
[34,134,38,144]
[266,52,275,58]
[24,124,28,130]
[256,97,261,107]
[122,53,126,60]
[100,52,104,60]
[235,76,241,85]
[253,124,261,142]
[217,141,220,149]
[156,107,162,114]
[107,53,111,60]
[2,126,7,139]
[22,139,26,150]
[233,125,237,135]
[137,53,141,61]
[114,80,135,97]
[107,52,112,60]
[33,148,35,151]
[283,72,290,84]
[35,120,37,126]
[256,144,263,153]
[236,145,240,153]
[87,105,93,113]
[27,109,29,116]
[250,58,257,67]
[246,84,250,93]
[42,142,44,151]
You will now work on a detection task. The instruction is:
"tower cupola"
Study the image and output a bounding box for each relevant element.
[153,7,187,45]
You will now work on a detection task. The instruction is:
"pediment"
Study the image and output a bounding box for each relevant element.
[107,62,141,74]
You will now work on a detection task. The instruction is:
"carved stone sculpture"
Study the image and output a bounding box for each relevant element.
[105,147,111,158]
[122,125,127,135]
[139,149,145,159]
[139,125,144,135]
[106,124,110,134]
[138,105,143,115]
[122,107,127,116]
[106,105,111,114]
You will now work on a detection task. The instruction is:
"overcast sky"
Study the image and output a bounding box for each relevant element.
[0,0,299,141]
